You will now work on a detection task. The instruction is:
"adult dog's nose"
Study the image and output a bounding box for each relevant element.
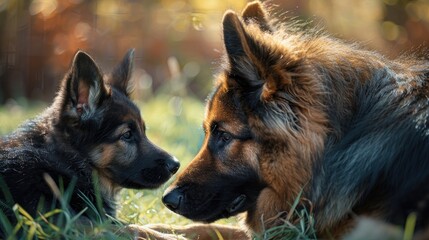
[162,188,183,211]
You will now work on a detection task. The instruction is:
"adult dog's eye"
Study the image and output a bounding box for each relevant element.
[219,131,232,143]
[121,131,132,141]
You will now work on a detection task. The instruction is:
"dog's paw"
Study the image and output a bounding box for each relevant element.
[125,224,187,240]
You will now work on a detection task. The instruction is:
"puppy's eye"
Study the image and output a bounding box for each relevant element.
[120,131,132,141]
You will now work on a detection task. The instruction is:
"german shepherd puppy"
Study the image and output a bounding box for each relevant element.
[163,1,429,238]
[0,50,179,227]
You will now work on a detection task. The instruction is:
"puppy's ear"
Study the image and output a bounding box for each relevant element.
[60,50,108,120]
[241,1,272,33]
[110,49,134,96]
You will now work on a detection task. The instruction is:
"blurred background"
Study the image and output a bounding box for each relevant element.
[0,0,429,105]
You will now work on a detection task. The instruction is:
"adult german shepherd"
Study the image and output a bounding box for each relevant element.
[163,1,429,238]
[0,50,180,235]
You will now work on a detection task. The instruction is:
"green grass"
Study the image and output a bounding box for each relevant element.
[256,191,316,240]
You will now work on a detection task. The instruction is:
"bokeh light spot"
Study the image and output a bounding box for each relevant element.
[183,62,200,78]
[74,22,91,41]
[381,21,399,41]
[29,0,58,17]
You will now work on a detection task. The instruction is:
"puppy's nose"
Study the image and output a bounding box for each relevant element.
[165,157,180,174]
[162,188,183,211]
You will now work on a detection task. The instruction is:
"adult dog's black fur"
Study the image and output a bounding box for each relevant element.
[0,50,179,228]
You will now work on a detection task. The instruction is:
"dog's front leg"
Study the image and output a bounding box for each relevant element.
[143,223,250,240]
[125,224,187,240]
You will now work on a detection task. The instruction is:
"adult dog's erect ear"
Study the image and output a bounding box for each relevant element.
[223,10,305,101]
[222,10,262,88]
[110,49,135,96]
[241,1,273,33]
